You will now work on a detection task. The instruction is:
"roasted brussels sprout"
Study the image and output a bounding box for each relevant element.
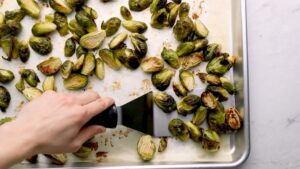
[161,47,180,69]
[114,48,140,70]
[49,0,72,14]
[177,94,201,116]
[150,0,167,13]
[120,6,132,20]
[198,73,221,85]
[172,82,187,97]
[225,107,242,130]
[0,117,15,125]
[61,60,73,79]
[15,78,25,92]
[0,86,11,112]
[44,154,67,165]
[76,45,88,58]
[150,8,168,29]
[180,52,204,70]
[42,76,56,91]
[192,106,207,125]
[137,135,156,161]
[68,19,87,37]
[73,146,92,159]
[206,85,230,102]
[0,69,14,83]
[109,32,128,49]
[81,5,98,19]
[19,69,40,87]
[206,55,235,76]
[22,87,42,101]
[45,13,55,22]
[75,9,97,33]
[165,2,176,12]
[154,92,176,113]
[37,57,62,76]
[168,118,189,141]
[179,70,195,91]
[130,33,148,58]
[99,49,122,70]
[101,17,121,37]
[151,68,175,91]
[173,17,194,42]
[204,43,221,61]
[81,52,96,75]
[0,36,14,60]
[16,40,30,63]
[122,20,148,33]
[95,58,105,80]
[29,36,52,55]
[207,101,227,133]
[129,0,152,11]
[4,9,25,23]
[66,0,88,7]
[201,91,217,109]
[193,39,209,51]
[176,42,195,57]
[64,74,88,90]
[168,4,179,27]
[32,22,57,36]
[220,77,237,94]
[80,30,106,50]
[185,121,203,142]
[64,38,76,57]
[202,129,220,152]
[16,0,41,18]
[194,19,209,38]
[0,22,22,37]
[158,137,167,153]
[73,54,85,71]
[178,2,190,18]
[141,57,164,73]
[54,12,69,36]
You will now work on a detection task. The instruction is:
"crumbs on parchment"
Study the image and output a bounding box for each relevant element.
[162,41,172,49]
[112,81,121,91]
[140,79,151,91]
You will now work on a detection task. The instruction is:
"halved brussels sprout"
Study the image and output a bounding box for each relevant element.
[177,94,201,116]
[150,0,167,13]
[44,154,67,165]
[0,69,14,83]
[185,121,203,142]
[81,52,96,75]
[172,82,187,97]
[168,5,179,27]
[150,8,168,29]
[19,69,40,87]
[173,17,193,42]
[206,85,230,102]
[194,19,209,38]
[68,19,87,37]
[202,129,220,152]
[32,22,57,36]
[178,2,190,18]
[154,92,176,113]
[75,9,97,33]
[0,86,11,112]
[207,101,227,133]
[29,36,53,55]
[161,47,180,69]
[15,78,25,92]
[176,42,195,57]
[101,17,121,37]
[49,0,72,14]
[220,77,237,94]
[109,32,128,50]
[151,68,175,91]
[22,87,42,101]
[63,74,88,90]
[179,70,195,91]
[81,5,98,19]
[168,118,189,141]
[198,73,221,85]
[122,20,148,33]
[114,48,140,70]
[192,106,207,126]
[120,6,132,21]
[76,45,88,58]
[73,146,92,159]
[0,22,22,38]
[61,60,73,79]
[193,39,209,51]
[141,57,164,73]
[80,30,106,50]
[99,49,122,70]
[4,9,25,23]
[42,76,56,91]
[130,33,148,58]
[0,35,14,60]
[201,91,217,109]
[204,43,221,61]
[73,54,85,72]
[16,40,30,63]
[180,52,204,70]
[137,135,156,161]
[64,38,76,57]
[158,137,168,153]
[95,58,105,80]
[225,107,242,130]
[54,12,69,36]
[16,0,41,18]
[67,0,88,7]
[37,57,62,76]
[206,55,234,76]
[129,0,152,11]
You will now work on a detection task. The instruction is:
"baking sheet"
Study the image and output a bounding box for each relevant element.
[0,0,239,166]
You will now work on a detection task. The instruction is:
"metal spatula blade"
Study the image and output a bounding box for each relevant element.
[86,92,171,137]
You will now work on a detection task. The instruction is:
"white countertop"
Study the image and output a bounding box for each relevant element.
[237,0,300,168]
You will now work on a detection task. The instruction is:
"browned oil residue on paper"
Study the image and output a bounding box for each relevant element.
[112,81,121,91]
[96,151,108,162]
[140,79,151,91]
[129,91,139,97]
[192,13,199,20]
[84,142,98,151]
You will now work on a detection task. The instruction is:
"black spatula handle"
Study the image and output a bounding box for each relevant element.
[85,104,118,128]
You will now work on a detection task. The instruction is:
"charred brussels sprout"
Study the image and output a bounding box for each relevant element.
[15,78,25,92]
[206,55,236,76]
[173,17,194,42]
[101,17,121,37]
[114,48,140,70]
[16,0,41,18]
[130,33,148,58]
[177,94,201,116]
[4,9,25,23]
[225,107,242,130]
[201,91,217,109]
[168,5,179,27]
[176,42,195,57]
[99,49,122,70]
[179,70,195,91]
[109,32,128,49]
[150,8,168,29]
[0,69,14,83]
[178,2,190,18]
[194,19,209,38]
[220,77,237,94]
[22,87,42,101]
[192,106,207,125]
[37,57,62,76]
[154,92,176,113]
[75,9,97,33]
[49,0,72,14]
[64,38,76,57]
[61,60,73,79]
[32,22,57,36]
[54,12,69,36]
[129,0,153,11]
[0,86,11,112]
[180,52,204,70]
[29,36,52,55]
[137,135,156,161]
[80,30,106,50]
[17,40,30,63]
[202,129,221,152]
[150,0,167,13]
[44,154,67,165]
[95,58,105,80]
[198,73,221,85]
[185,121,203,142]
[122,20,148,33]
[141,57,164,73]
[151,68,175,91]
[81,5,98,19]
[206,85,230,102]
[158,137,167,153]
[120,6,132,21]
[168,118,189,141]
[0,22,22,37]
[42,76,56,91]
[76,45,88,58]
[19,69,40,87]
[193,39,209,51]
[81,52,96,75]
[67,0,88,7]
[204,43,221,61]
[172,82,187,97]
[207,101,227,133]
[68,19,87,37]
[64,74,88,90]
[161,47,180,69]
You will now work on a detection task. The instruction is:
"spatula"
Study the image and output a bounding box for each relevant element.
[86,91,171,137]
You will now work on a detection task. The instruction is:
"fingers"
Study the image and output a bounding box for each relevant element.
[72,125,106,149]
[69,90,101,105]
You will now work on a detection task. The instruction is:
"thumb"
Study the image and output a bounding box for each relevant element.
[74,125,106,145]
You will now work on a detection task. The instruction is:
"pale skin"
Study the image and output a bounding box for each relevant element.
[0,90,114,169]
